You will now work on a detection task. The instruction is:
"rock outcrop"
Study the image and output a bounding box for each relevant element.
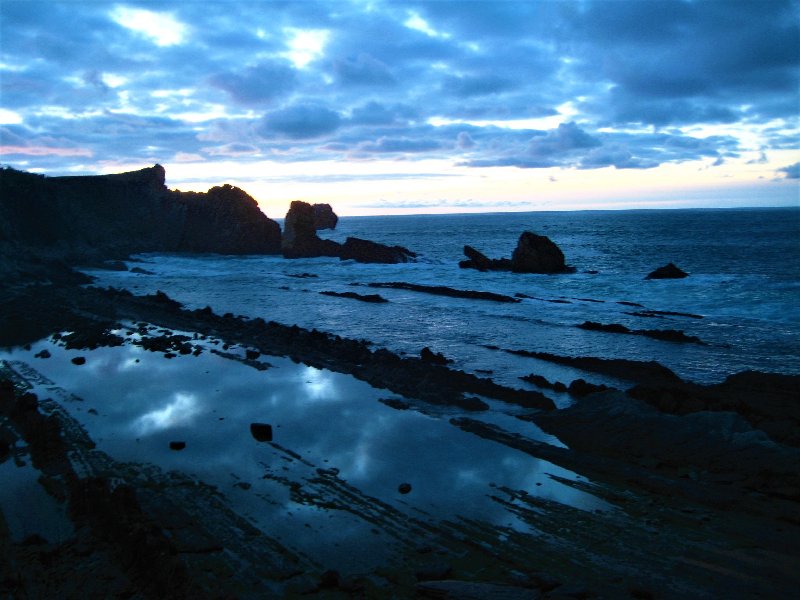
[0,165,282,266]
[646,262,688,279]
[282,201,416,263]
[281,200,340,258]
[174,184,281,254]
[339,237,416,263]
[460,231,574,274]
[312,203,338,230]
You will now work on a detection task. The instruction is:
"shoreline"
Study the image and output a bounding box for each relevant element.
[2,273,799,597]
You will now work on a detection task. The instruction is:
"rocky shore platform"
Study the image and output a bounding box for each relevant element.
[2,264,799,599]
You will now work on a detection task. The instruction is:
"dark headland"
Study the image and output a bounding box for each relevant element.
[1,165,798,598]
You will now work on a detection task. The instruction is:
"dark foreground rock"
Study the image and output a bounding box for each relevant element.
[532,390,800,505]
[506,346,800,448]
[646,262,688,279]
[629,370,800,447]
[460,231,574,274]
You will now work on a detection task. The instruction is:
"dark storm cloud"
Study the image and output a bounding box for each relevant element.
[1,0,797,177]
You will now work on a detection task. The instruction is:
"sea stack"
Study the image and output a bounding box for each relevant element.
[281,200,341,258]
[460,231,574,274]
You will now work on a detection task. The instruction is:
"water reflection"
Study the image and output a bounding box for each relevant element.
[135,391,201,434]
[1,333,612,572]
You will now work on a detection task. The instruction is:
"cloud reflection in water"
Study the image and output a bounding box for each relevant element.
[134,391,202,434]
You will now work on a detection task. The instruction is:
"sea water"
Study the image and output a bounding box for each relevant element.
[88,207,800,385]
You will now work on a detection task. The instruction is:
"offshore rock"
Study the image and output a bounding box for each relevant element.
[646,262,688,279]
[459,231,573,274]
[511,231,573,274]
[282,202,416,263]
[312,203,338,230]
[282,200,341,258]
[339,237,416,264]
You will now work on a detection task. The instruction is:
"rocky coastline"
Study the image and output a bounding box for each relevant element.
[2,165,799,598]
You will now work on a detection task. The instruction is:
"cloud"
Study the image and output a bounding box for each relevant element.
[442,73,516,97]
[456,132,475,149]
[528,122,601,157]
[257,103,343,139]
[209,62,297,105]
[202,143,260,157]
[0,0,796,205]
[0,145,93,157]
[578,146,657,170]
[356,136,441,154]
[348,101,417,126]
[778,162,800,179]
[333,53,396,86]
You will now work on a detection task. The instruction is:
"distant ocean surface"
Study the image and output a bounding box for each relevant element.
[89,207,800,387]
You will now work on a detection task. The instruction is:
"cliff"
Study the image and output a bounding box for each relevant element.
[0,165,281,263]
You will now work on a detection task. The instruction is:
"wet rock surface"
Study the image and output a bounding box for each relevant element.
[577,321,705,344]
[367,281,521,303]
[319,290,389,303]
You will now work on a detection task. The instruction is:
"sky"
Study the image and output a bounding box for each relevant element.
[1,0,798,217]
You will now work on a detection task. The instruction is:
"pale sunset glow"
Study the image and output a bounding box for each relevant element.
[1,1,797,216]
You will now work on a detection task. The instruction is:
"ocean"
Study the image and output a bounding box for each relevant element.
[88,206,800,386]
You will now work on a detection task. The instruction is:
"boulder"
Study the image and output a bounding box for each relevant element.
[511,231,573,274]
[339,237,416,264]
[646,262,688,279]
[282,201,342,258]
[250,422,273,442]
[312,203,338,230]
